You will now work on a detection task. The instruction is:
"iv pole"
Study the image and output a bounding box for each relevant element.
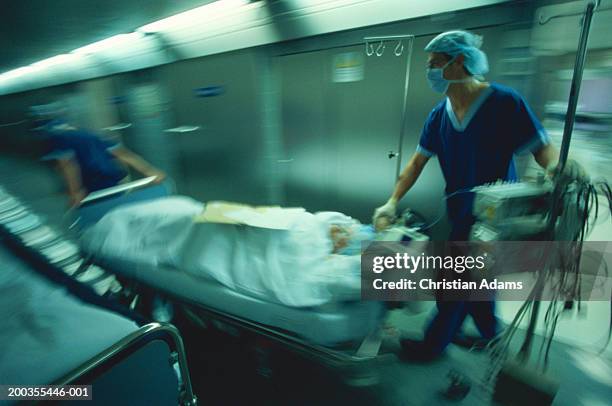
[364,35,415,181]
[518,0,597,361]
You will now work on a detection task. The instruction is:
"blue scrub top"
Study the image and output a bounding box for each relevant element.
[416,83,550,237]
[40,120,128,193]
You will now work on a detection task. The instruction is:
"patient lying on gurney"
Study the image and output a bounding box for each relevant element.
[80,196,377,307]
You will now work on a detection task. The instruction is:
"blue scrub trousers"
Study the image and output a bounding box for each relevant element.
[424,301,498,355]
[423,225,498,355]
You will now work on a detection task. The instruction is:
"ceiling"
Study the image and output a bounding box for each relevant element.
[0,0,216,73]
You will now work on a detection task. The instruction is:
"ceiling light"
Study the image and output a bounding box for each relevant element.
[30,54,80,70]
[0,66,36,81]
[72,33,143,55]
[139,0,249,33]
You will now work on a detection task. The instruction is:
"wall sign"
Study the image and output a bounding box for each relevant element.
[109,96,127,105]
[332,52,364,83]
[194,85,225,97]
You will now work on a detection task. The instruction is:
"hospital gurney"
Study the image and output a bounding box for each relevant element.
[75,179,394,386]
[0,187,196,406]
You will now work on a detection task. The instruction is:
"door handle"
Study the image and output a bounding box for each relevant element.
[388,151,399,159]
[164,125,201,133]
[102,123,132,131]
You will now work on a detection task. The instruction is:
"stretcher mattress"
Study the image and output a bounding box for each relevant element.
[0,245,138,387]
[94,255,385,346]
[80,196,364,308]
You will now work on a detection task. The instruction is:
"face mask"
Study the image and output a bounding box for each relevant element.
[426,57,473,94]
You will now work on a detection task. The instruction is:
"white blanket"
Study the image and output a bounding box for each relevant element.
[80,196,362,307]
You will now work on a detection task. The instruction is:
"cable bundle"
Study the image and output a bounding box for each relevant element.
[484,177,612,384]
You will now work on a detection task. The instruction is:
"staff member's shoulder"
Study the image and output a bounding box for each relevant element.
[489,82,532,111]
[491,83,550,155]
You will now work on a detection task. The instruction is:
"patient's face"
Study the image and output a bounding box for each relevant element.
[329,225,350,253]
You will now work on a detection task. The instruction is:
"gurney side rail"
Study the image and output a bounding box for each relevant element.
[53,322,197,406]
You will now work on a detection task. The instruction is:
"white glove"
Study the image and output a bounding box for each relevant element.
[548,159,589,184]
[372,199,397,224]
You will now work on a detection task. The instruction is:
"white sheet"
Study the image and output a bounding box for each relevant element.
[93,255,384,345]
[80,196,363,307]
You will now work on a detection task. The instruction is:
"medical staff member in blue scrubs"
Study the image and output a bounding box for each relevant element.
[33,104,166,206]
[372,30,584,360]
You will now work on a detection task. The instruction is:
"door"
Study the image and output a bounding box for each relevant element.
[278,40,413,222]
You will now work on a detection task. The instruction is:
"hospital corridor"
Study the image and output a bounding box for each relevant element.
[2,1,612,405]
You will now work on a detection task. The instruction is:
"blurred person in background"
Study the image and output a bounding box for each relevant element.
[30,102,166,206]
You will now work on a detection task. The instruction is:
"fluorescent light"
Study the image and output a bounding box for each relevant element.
[139,0,249,33]
[0,66,36,81]
[72,33,143,55]
[0,53,85,86]
[30,54,80,70]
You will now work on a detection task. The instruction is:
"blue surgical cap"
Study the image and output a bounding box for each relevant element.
[424,30,489,76]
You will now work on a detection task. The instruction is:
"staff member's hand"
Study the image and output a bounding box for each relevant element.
[373,198,397,224]
[547,159,589,184]
[69,189,87,207]
[147,170,167,184]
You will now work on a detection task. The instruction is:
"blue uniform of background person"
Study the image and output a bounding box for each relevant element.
[39,119,128,193]
[416,83,550,355]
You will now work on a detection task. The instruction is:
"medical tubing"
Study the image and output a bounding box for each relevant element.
[484,177,612,378]
[558,1,595,173]
[418,187,474,231]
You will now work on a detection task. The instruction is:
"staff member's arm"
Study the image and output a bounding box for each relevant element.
[110,146,167,183]
[373,151,430,223]
[55,157,87,207]
[533,143,588,182]
[533,143,563,176]
[513,92,587,182]
[533,143,558,170]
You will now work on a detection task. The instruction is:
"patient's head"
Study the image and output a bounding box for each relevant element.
[313,211,388,254]
[313,212,360,254]
[330,224,352,253]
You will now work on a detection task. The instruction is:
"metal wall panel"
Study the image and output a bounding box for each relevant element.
[277,50,335,212]
[279,44,410,221]
[107,72,182,183]
[157,51,269,204]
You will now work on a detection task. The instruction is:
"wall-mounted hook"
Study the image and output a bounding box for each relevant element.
[365,42,374,56]
[394,41,404,56]
[376,41,385,56]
